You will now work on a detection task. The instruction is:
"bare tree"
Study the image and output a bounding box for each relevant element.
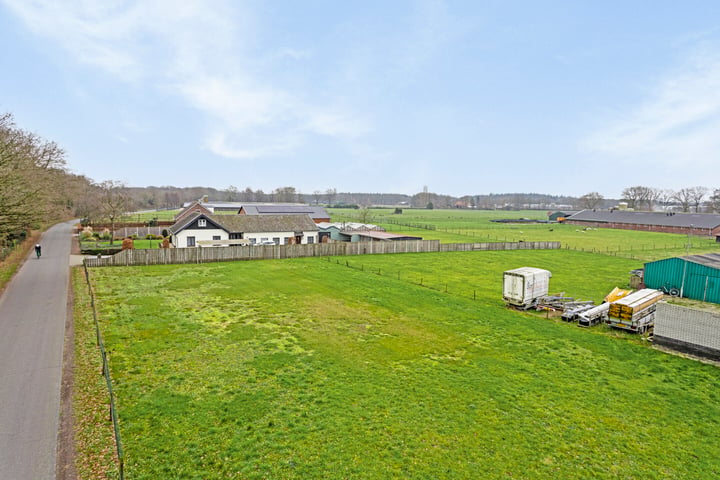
[357,206,373,223]
[709,188,720,213]
[325,188,337,206]
[225,185,238,201]
[578,192,604,209]
[689,186,708,212]
[273,186,298,203]
[0,112,74,243]
[673,188,694,212]
[621,186,654,210]
[98,180,134,244]
[656,189,675,211]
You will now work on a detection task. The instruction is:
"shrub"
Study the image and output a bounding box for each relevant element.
[80,226,94,241]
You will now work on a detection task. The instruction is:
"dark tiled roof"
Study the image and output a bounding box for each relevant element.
[213,214,318,233]
[174,202,213,222]
[170,213,318,234]
[567,210,720,229]
[240,204,329,218]
[681,253,720,269]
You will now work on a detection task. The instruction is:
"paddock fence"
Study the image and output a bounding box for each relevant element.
[81,263,125,479]
[83,240,561,267]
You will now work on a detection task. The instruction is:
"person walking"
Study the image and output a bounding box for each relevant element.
[35,244,41,258]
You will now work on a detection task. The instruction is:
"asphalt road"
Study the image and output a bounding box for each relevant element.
[0,221,74,479]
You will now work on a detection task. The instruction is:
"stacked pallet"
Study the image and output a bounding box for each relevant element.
[608,289,663,320]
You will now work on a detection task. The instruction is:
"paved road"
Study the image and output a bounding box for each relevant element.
[0,221,74,479]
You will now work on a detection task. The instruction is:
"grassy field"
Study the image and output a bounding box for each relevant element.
[330,208,720,262]
[82,249,720,479]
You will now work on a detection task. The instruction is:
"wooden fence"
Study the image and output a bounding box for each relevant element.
[83,240,561,267]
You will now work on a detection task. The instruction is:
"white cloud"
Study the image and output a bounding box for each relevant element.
[583,48,720,169]
[2,0,369,159]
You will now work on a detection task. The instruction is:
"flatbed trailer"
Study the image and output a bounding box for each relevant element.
[606,289,663,333]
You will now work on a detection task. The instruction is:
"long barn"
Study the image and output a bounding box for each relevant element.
[564,210,720,236]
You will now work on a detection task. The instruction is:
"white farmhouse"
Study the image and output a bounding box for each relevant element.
[169,213,319,247]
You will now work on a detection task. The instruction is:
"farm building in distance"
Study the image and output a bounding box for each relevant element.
[548,210,578,222]
[643,253,720,304]
[238,204,330,223]
[316,222,422,243]
[178,197,330,223]
[563,210,720,236]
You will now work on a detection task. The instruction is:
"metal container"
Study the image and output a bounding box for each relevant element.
[503,267,552,309]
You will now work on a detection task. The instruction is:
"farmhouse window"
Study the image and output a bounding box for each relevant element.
[307,236,315,244]
[212,236,221,241]
[198,219,207,227]
[229,233,242,239]
[273,237,280,245]
[187,236,196,247]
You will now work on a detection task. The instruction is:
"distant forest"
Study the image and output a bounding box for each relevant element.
[127,185,597,211]
[128,185,720,213]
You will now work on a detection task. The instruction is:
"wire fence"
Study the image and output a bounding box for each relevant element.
[563,240,720,262]
[84,240,560,267]
[82,263,125,479]
[326,256,488,302]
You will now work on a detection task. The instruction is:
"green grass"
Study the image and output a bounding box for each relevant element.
[329,208,720,262]
[84,250,720,479]
[72,268,119,479]
[81,239,165,251]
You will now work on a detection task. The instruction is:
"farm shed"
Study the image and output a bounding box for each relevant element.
[352,231,423,242]
[548,211,578,222]
[177,199,331,222]
[316,222,385,242]
[644,253,720,304]
[654,302,720,361]
[564,210,720,236]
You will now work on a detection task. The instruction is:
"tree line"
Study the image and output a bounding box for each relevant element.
[0,113,89,246]
[0,113,140,248]
[579,186,720,213]
[4,109,719,251]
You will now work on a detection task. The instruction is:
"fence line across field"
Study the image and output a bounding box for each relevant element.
[84,240,562,267]
[82,264,125,479]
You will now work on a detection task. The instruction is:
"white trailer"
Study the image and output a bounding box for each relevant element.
[503,267,552,309]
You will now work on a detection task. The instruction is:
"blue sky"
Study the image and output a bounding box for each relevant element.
[2,1,720,199]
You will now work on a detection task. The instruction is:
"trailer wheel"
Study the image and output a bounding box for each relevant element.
[669,288,680,297]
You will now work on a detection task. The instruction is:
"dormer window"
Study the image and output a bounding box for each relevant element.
[198,218,207,227]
